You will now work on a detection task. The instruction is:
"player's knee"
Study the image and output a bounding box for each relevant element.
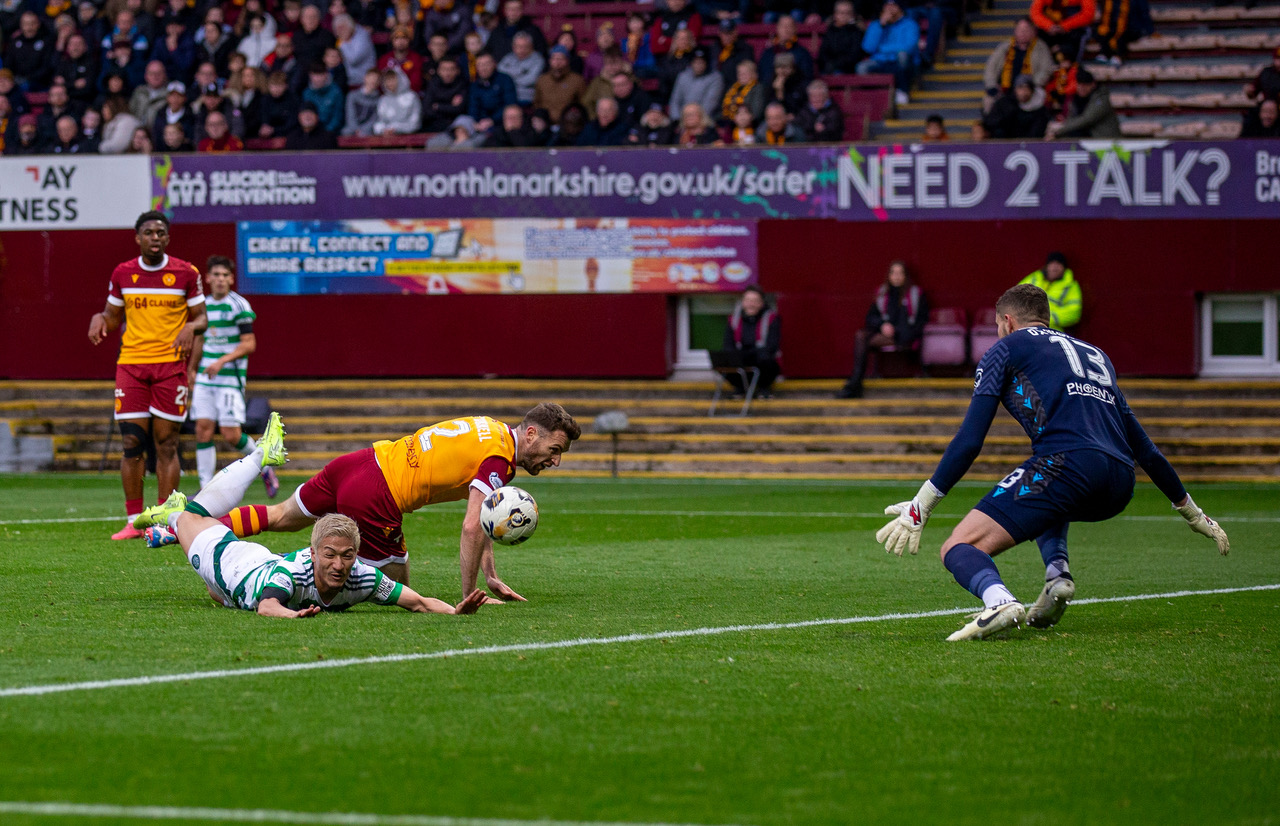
[119,421,148,457]
[194,420,215,441]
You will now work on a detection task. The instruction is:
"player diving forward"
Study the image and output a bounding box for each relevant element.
[154,402,581,603]
[135,413,486,618]
[876,285,1230,641]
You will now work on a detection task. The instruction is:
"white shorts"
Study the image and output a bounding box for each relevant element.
[186,525,277,609]
[192,383,247,428]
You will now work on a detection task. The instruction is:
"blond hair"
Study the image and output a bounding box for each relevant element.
[311,513,361,553]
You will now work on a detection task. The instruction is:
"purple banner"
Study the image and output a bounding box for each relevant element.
[152,140,1280,223]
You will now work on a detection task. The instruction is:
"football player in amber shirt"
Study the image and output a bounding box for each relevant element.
[215,403,581,602]
[88,211,207,540]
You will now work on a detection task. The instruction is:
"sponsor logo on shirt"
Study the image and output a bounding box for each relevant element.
[973,368,983,391]
[374,576,397,601]
[489,472,504,490]
[1065,381,1115,405]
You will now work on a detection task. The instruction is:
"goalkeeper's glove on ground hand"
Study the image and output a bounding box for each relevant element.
[1175,495,1230,556]
[876,480,945,557]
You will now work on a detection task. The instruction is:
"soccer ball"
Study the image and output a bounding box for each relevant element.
[480,486,539,545]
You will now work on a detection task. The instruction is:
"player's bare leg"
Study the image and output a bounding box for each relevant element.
[152,416,183,501]
[379,561,409,586]
[941,510,1025,641]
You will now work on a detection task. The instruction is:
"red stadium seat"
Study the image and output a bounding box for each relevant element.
[921,307,968,367]
[969,307,1000,363]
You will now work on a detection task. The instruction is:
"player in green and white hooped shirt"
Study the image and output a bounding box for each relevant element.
[136,412,487,618]
[189,256,279,497]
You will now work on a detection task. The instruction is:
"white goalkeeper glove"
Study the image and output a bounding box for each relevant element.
[1174,495,1230,556]
[876,480,945,557]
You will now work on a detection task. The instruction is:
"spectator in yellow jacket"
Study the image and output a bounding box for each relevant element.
[1020,251,1082,330]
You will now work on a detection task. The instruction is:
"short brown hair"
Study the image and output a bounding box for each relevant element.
[521,402,581,443]
[311,513,360,553]
[996,284,1051,325]
[206,255,234,273]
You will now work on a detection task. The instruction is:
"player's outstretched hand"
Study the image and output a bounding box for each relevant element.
[1175,496,1230,556]
[295,605,323,618]
[875,481,945,557]
[455,589,487,615]
[486,577,527,602]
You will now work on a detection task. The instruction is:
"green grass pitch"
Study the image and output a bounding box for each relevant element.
[1,474,1277,826]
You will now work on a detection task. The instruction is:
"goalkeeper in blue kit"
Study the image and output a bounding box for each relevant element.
[877,284,1230,641]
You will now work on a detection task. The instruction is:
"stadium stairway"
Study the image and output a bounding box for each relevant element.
[2,378,1277,483]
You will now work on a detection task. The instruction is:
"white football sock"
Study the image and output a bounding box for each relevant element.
[196,444,216,489]
[192,448,265,517]
[981,583,1018,609]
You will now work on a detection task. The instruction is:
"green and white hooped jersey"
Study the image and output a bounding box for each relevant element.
[224,543,404,612]
[196,290,256,390]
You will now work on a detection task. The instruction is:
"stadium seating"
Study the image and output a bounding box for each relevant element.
[968,307,1000,363]
[921,307,969,368]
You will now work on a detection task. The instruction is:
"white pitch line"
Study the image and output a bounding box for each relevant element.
[2,584,1277,700]
[0,802,736,826]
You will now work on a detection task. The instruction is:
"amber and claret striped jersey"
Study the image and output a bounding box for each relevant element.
[373,416,518,514]
[106,254,205,364]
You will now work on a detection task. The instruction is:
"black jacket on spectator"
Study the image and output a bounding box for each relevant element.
[3,85,30,115]
[484,123,542,147]
[615,86,654,128]
[152,106,195,145]
[423,5,473,53]
[292,27,336,73]
[422,73,469,132]
[767,74,806,114]
[350,0,383,30]
[1240,107,1280,138]
[983,92,1049,139]
[713,39,755,87]
[794,100,844,141]
[577,116,629,146]
[5,133,47,155]
[629,121,674,145]
[486,16,548,61]
[51,136,91,153]
[56,52,100,103]
[37,102,85,141]
[1253,66,1280,101]
[865,285,928,347]
[197,35,237,79]
[819,22,865,74]
[258,88,301,137]
[285,125,338,149]
[7,30,56,88]
[229,93,263,139]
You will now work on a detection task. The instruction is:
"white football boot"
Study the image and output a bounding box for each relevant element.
[1026,575,1076,629]
[946,601,1026,641]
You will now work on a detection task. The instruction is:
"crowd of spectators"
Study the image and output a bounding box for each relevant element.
[0,0,957,154]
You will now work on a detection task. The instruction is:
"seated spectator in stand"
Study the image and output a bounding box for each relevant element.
[923,113,948,140]
[191,82,232,142]
[669,47,724,122]
[837,261,927,399]
[819,1,866,76]
[553,27,588,78]
[795,79,843,142]
[285,101,338,148]
[468,52,517,133]
[629,104,674,145]
[343,68,382,135]
[676,102,720,146]
[722,287,782,397]
[766,53,806,114]
[549,103,588,146]
[658,28,698,101]
[78,107,103,151]
[188,62,220,101]
[57,33,99,104]
[127,124,154,152]
[332,15,374,88]
[422,35,451,82]
[302,61,344,134]
[713,19,755,87]
[581,47,625,119]
[7,12,57,91]
[373,67,422,134]
[760,16,816,87]
[650,0,702,57]
[1241,98,1280,138]
[129,61,169,126]
[97,70,131,110]
[982,18,1053,114]
[258,70,300,137]
[152,80,193,144]
[621,12,656,78]
[461,31,484,81]
[236,14,277,70]
[1019,251,1081,330]
[0,70,30,116]
[224,66,263,139]
[498,32,544,105]
[1045,68,1119,139]
[321,47,349,97]
[424,113,483,149]
[292,4,336,73]
[5,113,47,154]
[699,0,750,25]
[0,97,13,150]
[198,19,236,78]
[423,0,473,55]
[100,36,146,93]
[729,105,757,144]
[100,95,141,152]
[528,107,552,143]
[970,118,989,140]
[578,96,629,146]
[1029,0,1096,62]
[720,59,765,127]
[51,113,90,153]
[77,0,110,56]
[377,26,423,92]
[422,58,468,132]
[534,45,585,125]
[757,99,805,144]
[760,0,809,23]
[1245,48,1280,103]
[37,82,84,142]
[262,34,300,90]
[1043,45,1077,115]
[982,75,1049,138]
[900,0,960,68]
[857,0,919,105]
[486,0,548,62]
[485,103,541,146]
[583,21,616,81]
[196,109,243,151]
[161,119,193,151]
